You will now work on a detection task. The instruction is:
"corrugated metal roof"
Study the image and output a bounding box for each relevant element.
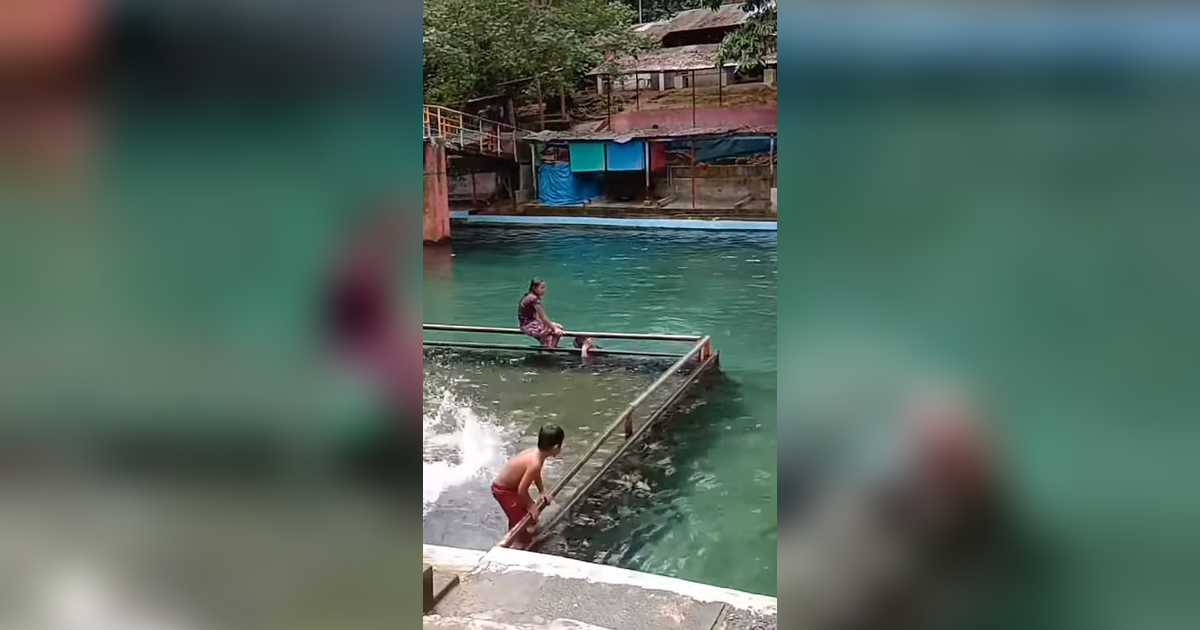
[588,44,722,75]
[588,44,776,75]
[633,4,750,41]
[526,125,777,143]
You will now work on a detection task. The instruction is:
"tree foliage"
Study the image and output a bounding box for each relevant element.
[423,0,653,105]
[619,0,700,24]
[707,0,776,72]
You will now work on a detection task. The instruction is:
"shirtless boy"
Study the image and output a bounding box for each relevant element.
[492,424,565,543]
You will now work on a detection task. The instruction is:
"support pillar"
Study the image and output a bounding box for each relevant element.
[423,140,451,244]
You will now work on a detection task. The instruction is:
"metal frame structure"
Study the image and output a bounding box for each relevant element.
[421,324,718,550]
[423,105,523,159]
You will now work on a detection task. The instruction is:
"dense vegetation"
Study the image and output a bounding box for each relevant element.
[422,0,775,105]
[709,0,777,72]
[423,0,651,105]
[620,0,700,23]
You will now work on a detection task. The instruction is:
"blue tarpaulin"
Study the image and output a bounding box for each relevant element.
[538,163,602,206]
[665,137,774,163]
[605,140,645,171]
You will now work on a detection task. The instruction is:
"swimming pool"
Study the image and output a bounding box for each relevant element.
[422,226,777,596]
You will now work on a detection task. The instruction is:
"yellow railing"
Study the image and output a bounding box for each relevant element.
[423,104,523,158]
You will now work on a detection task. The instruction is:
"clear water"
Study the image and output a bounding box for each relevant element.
[422,227,777,596]
[421,348,684,550]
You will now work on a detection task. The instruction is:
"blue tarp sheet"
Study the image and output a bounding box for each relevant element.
[538,163,602,206]
[605,140,645,171]
[665,137,774,163]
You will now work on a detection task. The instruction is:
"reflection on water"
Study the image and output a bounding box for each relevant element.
[539,374,778,597]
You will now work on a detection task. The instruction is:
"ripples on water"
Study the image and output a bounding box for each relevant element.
[421,380,511,515]
[421,348,682,549]
[423,228,777,595]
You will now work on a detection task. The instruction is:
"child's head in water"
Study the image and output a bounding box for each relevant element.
[538,424,565,457]
[573,336,597,358]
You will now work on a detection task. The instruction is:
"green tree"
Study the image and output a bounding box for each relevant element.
[620,0,701,24]
[707,0,776,72]
[423,0,652,105]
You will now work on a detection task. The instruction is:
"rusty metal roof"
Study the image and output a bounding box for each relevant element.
[525,125,777,143]
[633,4,750,41]
[588,44,723,75]
[587,43,777,75]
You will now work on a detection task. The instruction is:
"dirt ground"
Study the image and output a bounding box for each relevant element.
[568,83,776,124]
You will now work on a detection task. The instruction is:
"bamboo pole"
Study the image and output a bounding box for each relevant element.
[422,341,684,359]
[423,323,702,342]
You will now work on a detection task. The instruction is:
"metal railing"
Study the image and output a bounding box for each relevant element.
[423,105,523,158]
[421,323,718,550]
[493,335,717,550]
[422,324,703,359]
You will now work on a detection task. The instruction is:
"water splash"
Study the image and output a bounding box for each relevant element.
[422,383,510,514]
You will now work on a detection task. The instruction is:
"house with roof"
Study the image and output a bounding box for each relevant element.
[590,3,777,94]
[501,4,778,217]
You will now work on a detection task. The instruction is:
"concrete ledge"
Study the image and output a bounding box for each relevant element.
[425,544,775,630]
[424,544,489,573]
[449,214,777,231]
[479,547,776,615]
[425,616,617,629]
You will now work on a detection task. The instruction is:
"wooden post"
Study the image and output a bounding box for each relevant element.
[537,76,545,130]
[606,77,612,128]
[718,65,723,107]
[691,70,697,128]
[471,168,477,205]
[531,144,539,200]
[770,136,775,185]
[560,82,570,126]
[644,141,651,202]
[624,413,634,438]
[423,565,435,613]
[635,72,640,110]
[691,138,696,210]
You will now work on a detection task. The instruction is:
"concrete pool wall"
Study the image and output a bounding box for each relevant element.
[424,544,777,630]
[449,212,777,231]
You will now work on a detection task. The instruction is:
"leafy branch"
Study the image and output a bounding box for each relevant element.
[424,0,654,105]
[706,0,776,72]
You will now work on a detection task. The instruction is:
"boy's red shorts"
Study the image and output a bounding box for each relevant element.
[491,482,527,531]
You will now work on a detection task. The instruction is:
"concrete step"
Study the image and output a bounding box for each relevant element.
[424,564,434,612]
[425,563,462,614]
[433,571,461,611]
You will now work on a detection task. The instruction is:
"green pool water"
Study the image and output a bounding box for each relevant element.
[422,227,777,596]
